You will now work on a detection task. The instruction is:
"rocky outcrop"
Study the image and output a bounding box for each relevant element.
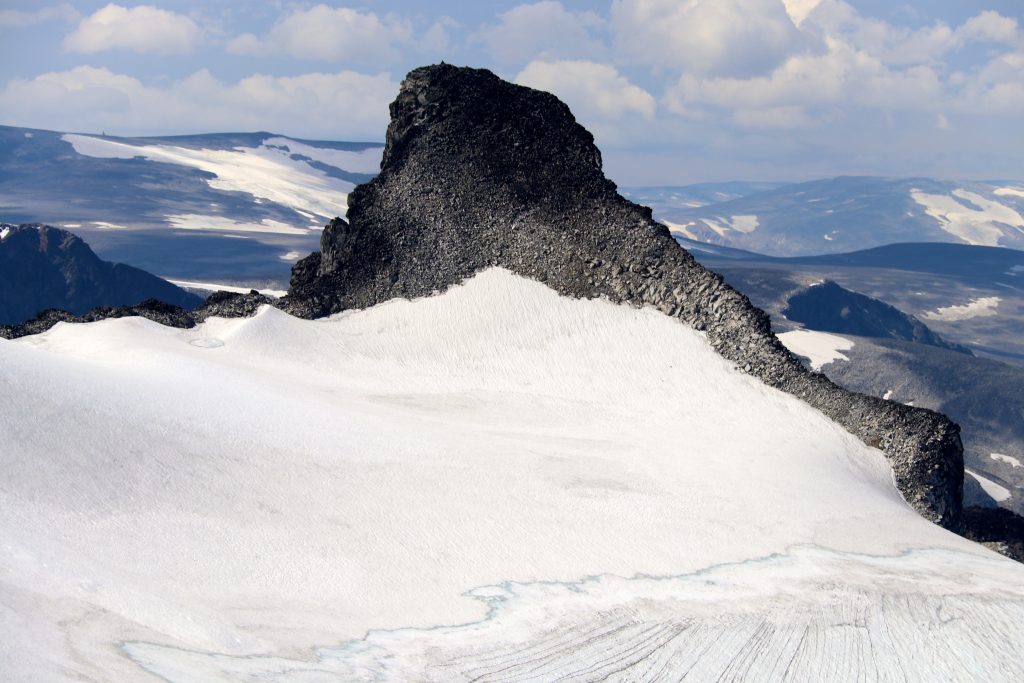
[0,223,202,325]
[0,290,273,339]
[962,506,1024,562]
[283,64,965,530]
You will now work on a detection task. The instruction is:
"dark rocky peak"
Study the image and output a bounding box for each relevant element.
[0,223,203,325]
[282,64,965,532]
[380,64,609,201]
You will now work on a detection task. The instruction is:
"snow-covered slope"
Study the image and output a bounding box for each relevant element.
[2,269,1022,681]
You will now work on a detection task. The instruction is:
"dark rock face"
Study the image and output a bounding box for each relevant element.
[819,337,1024,515]
[199,289,275,320]
[0,290,272,340]
[0,223,203,325]
[783,280,971,354]
[962,506,1024,562]
[283,64,964,530]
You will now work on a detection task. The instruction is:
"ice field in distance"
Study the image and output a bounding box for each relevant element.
[2,269,1023,681]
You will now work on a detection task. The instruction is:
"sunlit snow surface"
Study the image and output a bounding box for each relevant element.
[2,269,1023,681]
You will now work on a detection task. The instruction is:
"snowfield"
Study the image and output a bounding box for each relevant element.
[702,214,760,236]
[991,453,1022,468]
[62,133,355,226]
[2,269,1023,681]
[966,470,1012,503]
[909,188,1024,246]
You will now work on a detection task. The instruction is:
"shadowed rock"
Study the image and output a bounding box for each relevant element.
[0,223,203,325]
[0,290,273,339]
[783,280,972,354]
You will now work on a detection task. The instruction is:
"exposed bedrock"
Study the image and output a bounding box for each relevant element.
[0,289,272,339]
[282,64,964,530]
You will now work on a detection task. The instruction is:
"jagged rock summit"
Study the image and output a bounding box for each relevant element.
[284,63,965,530]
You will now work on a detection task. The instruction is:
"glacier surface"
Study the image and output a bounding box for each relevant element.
[2,269,1023,681]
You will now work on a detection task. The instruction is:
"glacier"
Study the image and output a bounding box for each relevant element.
[2,269,1023,681]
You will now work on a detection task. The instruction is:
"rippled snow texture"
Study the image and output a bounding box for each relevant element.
[2,269,1022,681]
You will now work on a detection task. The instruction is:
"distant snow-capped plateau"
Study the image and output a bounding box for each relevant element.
[4,125,1024,279]
[624,176,1024,256]
[0,125,383,286]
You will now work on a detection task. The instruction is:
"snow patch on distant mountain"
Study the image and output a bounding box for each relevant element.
[703,214,759,236]
[776,329,854,370]
[62,133,352,225]
[992,453,1022,468]
[994,187,1024,198]
[923,296,1001,321]
[0,226,9,240]
[910,188,1024,247]
[165,279,287,298]
[663,219,700,241]
[165,214,311,235]
[966,469,1012,502]
[262,136,382,174]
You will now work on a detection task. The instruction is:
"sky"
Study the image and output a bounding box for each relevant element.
[0,1,1021,185]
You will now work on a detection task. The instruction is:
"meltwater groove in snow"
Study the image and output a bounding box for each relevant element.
[2,269,1023,681]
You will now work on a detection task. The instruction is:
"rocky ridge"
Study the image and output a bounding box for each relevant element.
[0,289,272,339]
[282,64,965,529]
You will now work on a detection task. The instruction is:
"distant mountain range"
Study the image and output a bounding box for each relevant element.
[624,176,1024,256]
[0,223,201,326]
[3,125,1024,288]
[0,125,382,287]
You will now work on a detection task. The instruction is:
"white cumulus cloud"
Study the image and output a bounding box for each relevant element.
[0,66,398,140]
[474,2,607,64]
[63,3,203,55]
[516,60,655,126]
[226,5,414,64]
[611,0,809,77]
